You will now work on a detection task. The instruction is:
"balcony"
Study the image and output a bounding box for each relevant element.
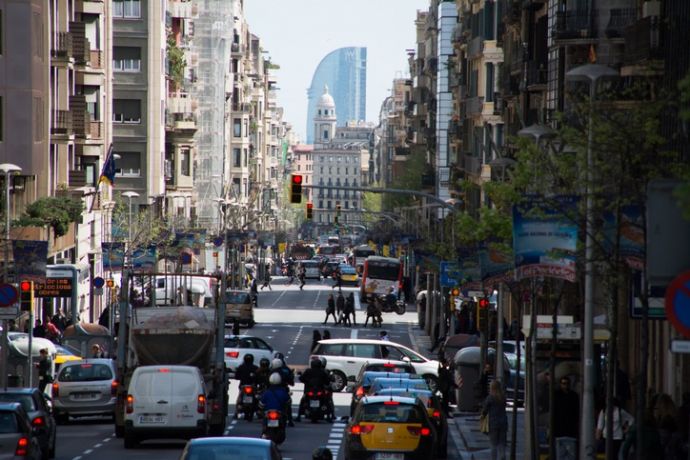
[462,153,482,175]
[623,17,664,65]
[68,170,88,188]
[168,92,193,114]
[465,97,484,117]
[232,102,252,113]
[51,110,73,135]
[603,8,637,39]
[51,32,73,59]
[553,11,598,41]
[169,0,192,18]
[467,36,484,60]
[89,121,103,139]
[501,0,521,24]
[69,22,91,64]
[526,61,548,88]
[89,50,102,69]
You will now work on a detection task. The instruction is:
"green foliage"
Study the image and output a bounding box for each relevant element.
[383,152,426,209]
[15,197,83,237]
[167,33,186,85]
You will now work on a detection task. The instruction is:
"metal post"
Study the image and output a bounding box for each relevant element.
[496,285,504,385]
[425,273,432,333]
[26,310,33,388]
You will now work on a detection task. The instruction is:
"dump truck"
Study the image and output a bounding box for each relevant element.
[113,272,228,437]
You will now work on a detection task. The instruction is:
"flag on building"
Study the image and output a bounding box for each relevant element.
[99,144,116,185]
[588,44,597,63]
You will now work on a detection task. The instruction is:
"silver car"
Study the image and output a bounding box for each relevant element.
[51,359,118,424]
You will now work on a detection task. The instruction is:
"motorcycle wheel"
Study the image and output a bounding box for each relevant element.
[396,303,406,315]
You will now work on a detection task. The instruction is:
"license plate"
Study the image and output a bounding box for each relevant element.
[374,454,404,460]
[72,393,97,400]
[243,396,253,403]
[139,415,166,424]
[267,419,279,427]
[309,400,320,408]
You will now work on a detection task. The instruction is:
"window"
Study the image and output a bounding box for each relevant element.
[348,344,379,359]
[115,151,141,177]
[113,0,141,19]
[233,119,241,137]
[345,167,349,175]
[233,148,241,167]
[112,99,141,124]
[180,149,190,176]
[323,129,329,140]
[113,47,141,72]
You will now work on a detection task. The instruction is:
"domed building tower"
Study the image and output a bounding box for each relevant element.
[314,85,337,148]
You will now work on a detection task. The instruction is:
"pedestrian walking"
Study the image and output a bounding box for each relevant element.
[336,292,345,325]
[595,397,633,458]
[482,380,508,460]
[332,267,342,290]
[37,348,52,393]
[379,330,390,341]
[44,319,61,344]
[311,330,322,353]
[33,319,45,338]
[261,267,272,290]
[364,302,382,328]
[553,376,580,440]
[91,344,107,359]
[324,294,337,325]
[298,264,306,290]
[322,330,331,340]
[346,293,356,325]
[250,276,259,307]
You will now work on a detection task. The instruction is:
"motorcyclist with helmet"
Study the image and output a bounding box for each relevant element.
[255,357,272,392]
[260,372,291,441]
[312,447,334,460]
[385,286,398,309]
[233,353,258,419]
[271,355,296,426]
[296,356,334,422]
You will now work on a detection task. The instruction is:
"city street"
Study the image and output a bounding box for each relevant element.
[52,278,463,460]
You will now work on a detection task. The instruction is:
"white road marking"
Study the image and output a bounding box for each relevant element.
[354,295,362,310]
[350,328,358,339]
[83,449,93,454]
[94,443,102,448]
[73,457,82,460]
[102,438,111,442]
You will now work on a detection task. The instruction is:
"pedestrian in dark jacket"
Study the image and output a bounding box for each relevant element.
[553,376,580,439]
[37,349,52,393]
[483,380,508,460]
[311,330,322,353]
[335,293,345,325]
[324,294,337,324]
[33,320,45,338]
[346,293,356,325]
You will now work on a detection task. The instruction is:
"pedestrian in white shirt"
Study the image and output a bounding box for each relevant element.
[595,398,634,458]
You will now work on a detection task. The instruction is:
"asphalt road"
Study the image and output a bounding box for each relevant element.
[53,277,455,460]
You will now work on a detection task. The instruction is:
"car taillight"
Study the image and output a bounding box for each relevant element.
[383,363,395,368]
[355,386,365,398]
[242,386,253,395]
[111,381,118,396]
[383,400,400,405]
[350,424,374,435]
[432,410,441,419]
[225,351,239,358]
[197,395,206,413]
[307,391,313,397]
[316,391,323,397]
[407,426,431,436]
[126,394,134,414]
[15,437,29,456]
[267,410,280,421]
[51,382,59,397]
[31,416,45,428]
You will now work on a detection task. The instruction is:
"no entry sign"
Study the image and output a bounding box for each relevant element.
[665,271,690,338]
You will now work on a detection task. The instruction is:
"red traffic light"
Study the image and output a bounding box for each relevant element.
[478,298,489,309]
[19,281,32,292]
[291,174,303,185]
[307,202,313,209]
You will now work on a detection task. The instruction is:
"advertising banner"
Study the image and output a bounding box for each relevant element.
[132,245,157,271]
[479,243,514,288]
[603,205,644,271]
[512,196,579,282]
[102,242,125,272]
[12,240,48,280]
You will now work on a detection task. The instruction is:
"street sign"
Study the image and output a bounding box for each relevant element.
[0,283,19,307]
[665,271,690,338]
[440,262,461,287]
[93,276,105,288]
[0,306,18,320]
[670,340,690,354]
[94,287,104,296]
[34,278,73,298]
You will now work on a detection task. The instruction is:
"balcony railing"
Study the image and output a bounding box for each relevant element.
[89,121,103,139]
[51,32,73,58]
[51,110,73,135]
[168,92,193,114]
[624,17,664,64]
[553,11,598,40]
[462,154,482,175]
[89,50,102,69]
[69,170,88,188]
[603,8,637,38]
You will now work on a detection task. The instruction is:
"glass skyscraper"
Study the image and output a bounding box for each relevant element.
[306,47,367,143]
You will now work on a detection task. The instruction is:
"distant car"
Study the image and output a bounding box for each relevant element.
[53,345,82,371]
[0,402,43,460]
[300,260,321,279]
[310,339,439,392]
[349,371,420,416]
[179,436,282,460]
[223,290,255,327]
[223,335,279,375]
[0,388,56,459]
[51,359,118,424]
[338,264,360,286]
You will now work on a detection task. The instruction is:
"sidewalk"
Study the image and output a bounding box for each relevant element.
[408,323,525,460]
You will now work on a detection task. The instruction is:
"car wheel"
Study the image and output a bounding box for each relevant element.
[330,370,347,392]
[55,413,68,425]
[123,429,138,449]
[423,374,438,392]
[248,319,256,328]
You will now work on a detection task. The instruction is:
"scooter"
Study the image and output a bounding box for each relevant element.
[238,385,257,421]
[374,294,406,315]
[261,409,286,445]
[303,387,333,423]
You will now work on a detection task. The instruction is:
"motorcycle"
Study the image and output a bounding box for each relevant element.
[303,387,332,423]
[261,409,286,445]
[373,294,406,315]
[238,385,257,421]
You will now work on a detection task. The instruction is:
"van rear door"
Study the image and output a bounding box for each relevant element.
[131,367,173,427]
[169,367,204,428]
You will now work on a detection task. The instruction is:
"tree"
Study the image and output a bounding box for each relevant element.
[15,196,83,237]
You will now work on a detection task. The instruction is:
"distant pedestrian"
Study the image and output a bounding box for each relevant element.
[335,293,345,325]
[324,294,337,325]
[553,376,580,440]
[332,268,342,290]
[483,380,508,460]
[44,319,61,344]
[379,331,390,341]
[346,293,356,325]
[37,348,52,393]
[322,330,331,340]
[261,267,272,291]
[91,344,107,359]
[298,264,306,290]
[33,319,45,338]
[311,330,322,353]
[232,319,240,336]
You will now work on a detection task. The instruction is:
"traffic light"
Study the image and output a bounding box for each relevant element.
[290,174,303,204]
[477,297,490,334]
[19,280,33,312]
[306,202,313,219]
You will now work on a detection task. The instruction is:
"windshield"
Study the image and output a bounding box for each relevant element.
[58,363,113,382]
[366,261,400,281]
[225,292,251,304]
[186,444,268,460]
[359,402,423,423]
[0,394,35,412]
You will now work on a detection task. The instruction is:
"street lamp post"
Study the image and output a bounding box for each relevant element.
[0,163,21,390]
[566,63,618,460]
[122,191,139,245]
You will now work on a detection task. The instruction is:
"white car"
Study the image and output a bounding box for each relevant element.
[223,335,279,375]
[310,338,439,392]
[300,260,322,279]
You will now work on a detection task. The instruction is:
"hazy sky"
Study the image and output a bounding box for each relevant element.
[244,0,428,142]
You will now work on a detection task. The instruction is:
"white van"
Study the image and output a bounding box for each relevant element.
[154,276,217,307]
[124,365,208,448]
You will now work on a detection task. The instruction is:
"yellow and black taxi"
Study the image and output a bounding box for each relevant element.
[374,388,448,459]
[339,263,360,286]
[349,370,419,416]
[344,395,438,460]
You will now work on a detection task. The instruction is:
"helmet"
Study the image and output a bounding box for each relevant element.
[259,357,270,368]
[269,372,282,386]
[310,357,322,370]
[312,447,333,460]
[320,357,327,368]
[271,358,283,370]
[243,353,254,365]
[274,352,285,361]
